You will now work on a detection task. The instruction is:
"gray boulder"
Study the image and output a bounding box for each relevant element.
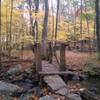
[39,95,54,100]
[0,81,23,95]
[7,64,22,75]
[67,93,82,100]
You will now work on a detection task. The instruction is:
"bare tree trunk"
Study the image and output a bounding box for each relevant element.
[80,0,83,51]
[33,0,39,42]
[84,0,91,52]
[74,6,76,41]
[55,0,60,42]
[0,0,1,66]
[9,0,13,57]
[93,16,96,49]
[67,0,70,33]
[6,1,8,50]
[42,0,49,59]
[95,0,100,59]
[29,0,33,35]
[51,0,54,42]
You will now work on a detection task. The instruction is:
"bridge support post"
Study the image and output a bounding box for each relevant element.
[59,43,66,71]
[34,42,42,72]
[47,41,53,63]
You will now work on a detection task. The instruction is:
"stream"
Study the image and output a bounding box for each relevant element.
[81,77,100,96]
[68,77,100,97]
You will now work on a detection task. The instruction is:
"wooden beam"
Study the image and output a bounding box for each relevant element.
[38,71,82,76]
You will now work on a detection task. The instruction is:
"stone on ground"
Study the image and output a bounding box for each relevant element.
[56,87,68,96]
[0,81,23,95]
[39,95,54,100]
[7,64,23,75]
[67,93,82,100]
[44,75,68,96]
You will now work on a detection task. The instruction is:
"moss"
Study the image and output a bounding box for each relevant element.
[84,60,100,77]
[97,52,100,60]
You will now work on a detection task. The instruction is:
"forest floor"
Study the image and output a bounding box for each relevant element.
[0,50,98,100]
[12,50,95,71]
[56,50,95,71]
[17,50,98,98]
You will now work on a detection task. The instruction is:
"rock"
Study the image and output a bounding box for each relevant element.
[44,75,68,96]
[39,95,54,100]
[72,75,80,81]
[28,87,42,97]
[17,82,33,90]
[56,87,68,96]
[0,81,23,95]
[44,75,67,91]
[7,64,23,75]
[20,93,33,100]
[0,94,13,100]
[67,93,82,100]
[90,85,97,94]
[25,68,32,74]
[25,79,33,84]
[10,79,39,91]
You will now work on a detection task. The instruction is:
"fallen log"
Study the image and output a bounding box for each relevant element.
[1,59,33,63]
[80,90,100,100]
[39,71,84,78]
[39,71,76,75]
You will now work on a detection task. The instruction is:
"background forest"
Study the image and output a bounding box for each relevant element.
[0,0,96,50]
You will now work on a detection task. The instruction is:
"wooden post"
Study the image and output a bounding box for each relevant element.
[34,42,42,72]
[47,41,53,63]
[59,43,66,71]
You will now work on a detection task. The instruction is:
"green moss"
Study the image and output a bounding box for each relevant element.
[97,52,100,60]
[84,60,100,77]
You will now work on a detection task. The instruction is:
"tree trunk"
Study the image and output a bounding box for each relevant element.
[42,0,49,59]
[51,0,54,42]
[55,0,60,42]
[33,0,39,42]
[0,0,1,66]
[95,0,100,59]
[29,0,33,35]
[80,0,83,51]
[84,0,91,52]
[9,0,13,57]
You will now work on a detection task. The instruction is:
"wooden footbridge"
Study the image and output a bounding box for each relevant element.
[33,41,81,96]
